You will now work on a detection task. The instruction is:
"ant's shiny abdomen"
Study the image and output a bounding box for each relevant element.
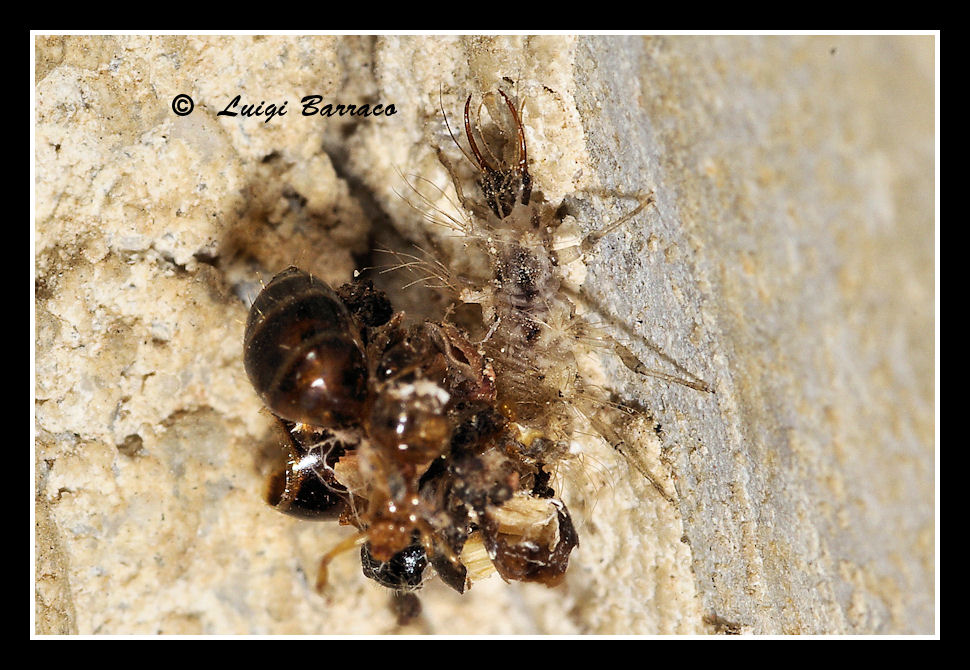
[244,267,368,428]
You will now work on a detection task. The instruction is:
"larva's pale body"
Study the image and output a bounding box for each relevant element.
[400,88,711,504]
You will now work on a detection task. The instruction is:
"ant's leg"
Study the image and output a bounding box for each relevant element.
[315,531,367,592]
[415,519,461,568]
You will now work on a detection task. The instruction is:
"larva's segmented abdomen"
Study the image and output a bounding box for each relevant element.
[494,243,558,312]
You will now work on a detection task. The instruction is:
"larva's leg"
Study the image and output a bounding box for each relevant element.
[436,147,493,221]
[555,191,655,264]
[586,408,676,504]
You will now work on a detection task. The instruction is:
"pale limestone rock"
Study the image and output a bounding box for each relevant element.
[34,35,935,635]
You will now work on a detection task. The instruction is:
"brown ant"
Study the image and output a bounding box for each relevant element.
[244,266,578,609]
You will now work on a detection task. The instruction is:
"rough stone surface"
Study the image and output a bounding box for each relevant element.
[34,35,935,635]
